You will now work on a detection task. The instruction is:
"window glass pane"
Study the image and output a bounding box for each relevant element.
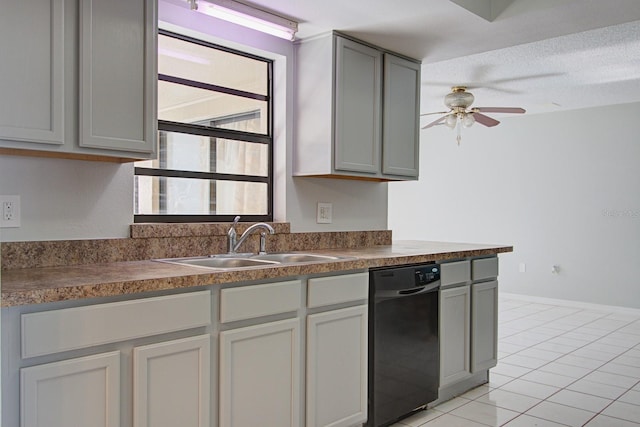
[135,176,267,215]
[144,131,268,176]
[158,34,267,96]
[158,80,268,134]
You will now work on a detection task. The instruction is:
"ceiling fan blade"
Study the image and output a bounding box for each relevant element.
[420,111,449,116]
[421,115,446,129]
[475,107,526,114]
[473,113,500,127]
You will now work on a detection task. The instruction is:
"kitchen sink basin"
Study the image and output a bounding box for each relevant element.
[251,253,343,263]
[156,256,279,269]
[154,252,354,270]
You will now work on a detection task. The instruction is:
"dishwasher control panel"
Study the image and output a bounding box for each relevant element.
[415,264,440,286]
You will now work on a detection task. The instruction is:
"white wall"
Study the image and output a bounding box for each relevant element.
[0,1,388,242]
[389,102,640,309]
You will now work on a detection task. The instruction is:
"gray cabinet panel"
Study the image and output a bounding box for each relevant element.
[471,280,498,372]
[382,54,420,177]
[334,37,381,174]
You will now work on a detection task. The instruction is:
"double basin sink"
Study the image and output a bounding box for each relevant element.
[156,252,353,270]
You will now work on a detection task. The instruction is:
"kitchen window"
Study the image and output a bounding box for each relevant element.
[134,30,273,222]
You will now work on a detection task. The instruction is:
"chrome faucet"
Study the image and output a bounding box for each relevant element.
[227,216,275,254]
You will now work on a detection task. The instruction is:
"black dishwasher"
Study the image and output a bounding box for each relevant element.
[367,263,440,427]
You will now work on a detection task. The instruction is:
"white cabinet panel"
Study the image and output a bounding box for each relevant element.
[471,280,499,373]
[0,0,64,145]
[220,280,301,323]
[22,290,211,358]
[472,257,499,281]
[440,285,471,386]
[219,318,301,427]
[133,335,211,427]
[21,351,120,427]
[307,305,368,427]
[307,272,369,308]
[79,0,156,153]
[382,53,420,178]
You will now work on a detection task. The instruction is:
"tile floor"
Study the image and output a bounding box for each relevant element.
[391,294,640,427]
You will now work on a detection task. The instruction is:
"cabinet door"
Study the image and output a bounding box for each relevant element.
[382,54,420,178]
[440,285,471,387]
[133,335,211,427]
[334,37,382,174]
[79,0,156,153]
[219,318,301,427]
[471,280,499,373]
[307,305,368,427]
[21,351,120,427]
[0,0,64,145]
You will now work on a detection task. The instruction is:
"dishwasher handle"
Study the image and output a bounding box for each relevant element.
[375,281,440,300]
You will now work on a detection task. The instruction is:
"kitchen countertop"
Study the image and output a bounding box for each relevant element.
[1,240,512,307]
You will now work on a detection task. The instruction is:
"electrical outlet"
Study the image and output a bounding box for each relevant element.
[1,195,21,228]
[316,202,332,224]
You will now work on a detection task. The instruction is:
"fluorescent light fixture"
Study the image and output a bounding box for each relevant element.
[189,0,298,41]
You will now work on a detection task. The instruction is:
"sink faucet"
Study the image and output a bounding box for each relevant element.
[227,216,275,254]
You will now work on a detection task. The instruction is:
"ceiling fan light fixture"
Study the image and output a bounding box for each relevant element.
[462,113,475,128]
[444,113,458,128]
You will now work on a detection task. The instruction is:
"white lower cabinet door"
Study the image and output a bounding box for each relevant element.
[20,351,121,427]
[307,305,368,427]
[471,280,499,373]
[439,285,471,387]
[133,335,211,427]
[219,318,301,427]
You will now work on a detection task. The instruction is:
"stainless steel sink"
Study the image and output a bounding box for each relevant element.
[251,253,343,263]
[156,256,279,269]
[154,252,353,270]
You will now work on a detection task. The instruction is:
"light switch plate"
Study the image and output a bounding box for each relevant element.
[1,195,21,228]
[316,202,332,224]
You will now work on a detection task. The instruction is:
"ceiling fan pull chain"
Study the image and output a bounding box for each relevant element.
[456,121,462,145]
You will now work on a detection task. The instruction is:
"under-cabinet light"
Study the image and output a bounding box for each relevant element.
[188,0,298,41]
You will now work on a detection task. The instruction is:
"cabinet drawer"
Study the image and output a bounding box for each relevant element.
[441,260,470,287]
[220,280,301,323]
[21,290,211,359]
[307,272,369,308]
[472,257,499,281]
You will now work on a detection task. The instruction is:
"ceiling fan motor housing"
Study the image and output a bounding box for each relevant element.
[444,87,474,109]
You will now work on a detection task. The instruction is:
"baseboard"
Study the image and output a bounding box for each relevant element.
[500,292,640,316]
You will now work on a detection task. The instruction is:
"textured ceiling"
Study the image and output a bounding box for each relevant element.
[241,0,640,116]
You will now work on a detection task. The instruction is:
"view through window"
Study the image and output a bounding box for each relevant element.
[134,30,273,222]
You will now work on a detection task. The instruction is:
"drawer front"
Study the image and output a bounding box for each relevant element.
[220,280,301,323]
[22,290,211,359]
[307,272,369,308]
[440,260,471,287]
[472,257,499,281]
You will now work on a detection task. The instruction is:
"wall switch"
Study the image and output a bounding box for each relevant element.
[316,202,333,224]
[1,195,21,228]
[519,262,526,273]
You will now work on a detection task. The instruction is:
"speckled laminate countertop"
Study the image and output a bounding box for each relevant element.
[1,241,512,307]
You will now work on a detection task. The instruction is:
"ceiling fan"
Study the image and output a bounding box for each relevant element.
[421,86,525,144]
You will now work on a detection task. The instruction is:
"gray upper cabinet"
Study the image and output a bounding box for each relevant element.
[79,0,156,154]
[382,54,420,178]
[334,37,382,174]
[0,0,65,146]
[294,32,420,181]
[0,0,157,161]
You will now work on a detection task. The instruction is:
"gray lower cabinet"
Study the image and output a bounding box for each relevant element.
[294,32,420,181]
[3,272,369,427]
[0,0,157,161]
[439,258,499,393]
[440,284,472,386]
[471,280,499,372]
[306,271,369,427]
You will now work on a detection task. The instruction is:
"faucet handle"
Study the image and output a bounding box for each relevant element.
[259,231,268,255]
[232,215,241,226]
